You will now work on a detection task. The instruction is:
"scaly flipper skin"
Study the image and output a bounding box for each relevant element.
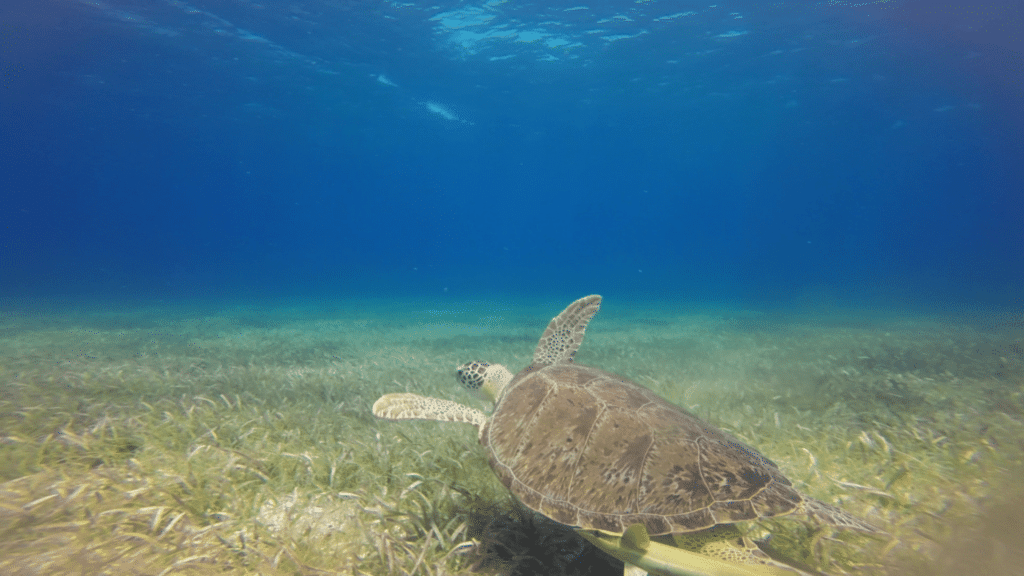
[799,499,880,535]
[533,294,602,366]
[372,393,487,433]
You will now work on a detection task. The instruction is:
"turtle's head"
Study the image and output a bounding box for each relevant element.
[456,361,513,403]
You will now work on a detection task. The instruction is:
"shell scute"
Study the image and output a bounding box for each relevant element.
[666,507,716,532]
[640,442,712,513]
[570,406,651,513]
[490,376,599,502]
[586,373,653,409]
[750,483,804,517]
[485,374,549,454]
[698,437,774,502]
[709,499,760,523]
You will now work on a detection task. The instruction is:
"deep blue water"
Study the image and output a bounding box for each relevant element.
[3,0,1022,312]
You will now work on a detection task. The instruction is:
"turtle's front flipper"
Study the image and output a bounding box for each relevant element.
[372,393,488,432]
[534,294,602,366]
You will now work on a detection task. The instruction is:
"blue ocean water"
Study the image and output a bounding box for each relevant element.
[2,0,1021,312]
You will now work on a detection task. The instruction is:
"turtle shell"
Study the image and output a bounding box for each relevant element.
[481,363,805,536]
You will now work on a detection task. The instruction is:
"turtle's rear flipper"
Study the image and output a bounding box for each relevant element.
[801,499,886,536]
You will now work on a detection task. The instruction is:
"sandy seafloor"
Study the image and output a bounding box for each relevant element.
[0,295,1022,576]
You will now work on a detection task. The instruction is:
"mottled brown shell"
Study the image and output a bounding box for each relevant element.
[481,363,805,536]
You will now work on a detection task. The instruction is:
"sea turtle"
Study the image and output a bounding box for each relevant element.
[373,295,880,576]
